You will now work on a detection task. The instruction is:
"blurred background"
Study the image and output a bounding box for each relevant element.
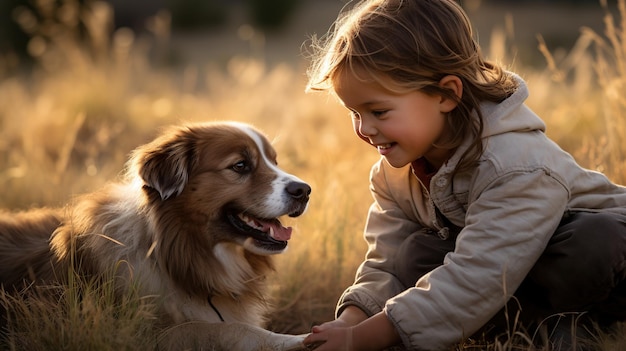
[0,0,625,349]
[0,0,620,70]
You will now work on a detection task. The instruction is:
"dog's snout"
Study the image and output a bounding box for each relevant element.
[286,181,311,201]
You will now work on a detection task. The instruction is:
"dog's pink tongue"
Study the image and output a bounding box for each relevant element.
[267,222,292,241]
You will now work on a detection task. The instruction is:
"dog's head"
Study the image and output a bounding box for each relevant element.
[129,121,310,256]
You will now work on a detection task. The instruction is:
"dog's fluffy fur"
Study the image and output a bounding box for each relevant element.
[0,121,311,350]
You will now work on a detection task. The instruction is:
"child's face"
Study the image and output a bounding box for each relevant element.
[334,70,452,169]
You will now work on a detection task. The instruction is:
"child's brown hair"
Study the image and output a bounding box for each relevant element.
[306,0,519,172]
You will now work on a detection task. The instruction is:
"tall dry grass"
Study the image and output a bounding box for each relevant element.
[1,274,159,350]
[0,0,625,350]
[534,0,626,183]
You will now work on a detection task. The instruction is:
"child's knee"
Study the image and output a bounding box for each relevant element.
[530,212,626,310]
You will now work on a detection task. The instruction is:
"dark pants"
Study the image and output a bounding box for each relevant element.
[394,212,626,337]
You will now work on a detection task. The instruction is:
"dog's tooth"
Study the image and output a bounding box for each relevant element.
[241,214,253,226]
[269,226,274,238]
[238,213,266,231]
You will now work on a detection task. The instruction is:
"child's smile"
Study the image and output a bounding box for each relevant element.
[375,143,395,155]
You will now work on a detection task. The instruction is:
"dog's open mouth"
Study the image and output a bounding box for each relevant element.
[226,212,291,251]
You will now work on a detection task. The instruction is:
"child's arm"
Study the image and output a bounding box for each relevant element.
[351,311,401,350]
[336,162,423,314]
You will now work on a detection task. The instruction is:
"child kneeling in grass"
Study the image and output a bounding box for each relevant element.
[303,0,626,350]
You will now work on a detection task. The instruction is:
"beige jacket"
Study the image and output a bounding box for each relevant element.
[337,74,626,350]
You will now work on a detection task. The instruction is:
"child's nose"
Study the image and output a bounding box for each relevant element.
[358,119,377,137]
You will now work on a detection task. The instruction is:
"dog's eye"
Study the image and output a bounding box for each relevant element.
[231,160,251,173]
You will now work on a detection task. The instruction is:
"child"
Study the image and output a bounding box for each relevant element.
[302,0,626,350]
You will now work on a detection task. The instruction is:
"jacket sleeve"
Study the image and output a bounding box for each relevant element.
[336,161,422,317]
[385,168,570,350]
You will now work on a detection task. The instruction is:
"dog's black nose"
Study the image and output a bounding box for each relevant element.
[286,181,311,200]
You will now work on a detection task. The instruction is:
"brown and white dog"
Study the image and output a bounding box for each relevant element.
[0,121,311,350]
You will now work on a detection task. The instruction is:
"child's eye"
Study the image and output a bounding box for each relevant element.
[372,110,388,118]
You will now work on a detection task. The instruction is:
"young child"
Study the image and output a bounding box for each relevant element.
[302,0,626,350]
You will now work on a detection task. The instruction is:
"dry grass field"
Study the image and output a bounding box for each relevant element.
[0,0,625,350]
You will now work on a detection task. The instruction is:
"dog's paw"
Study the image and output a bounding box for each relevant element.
[283,338,326,351]
[280,334,312,351]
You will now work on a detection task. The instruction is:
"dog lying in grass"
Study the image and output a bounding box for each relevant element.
[0,121,311,350]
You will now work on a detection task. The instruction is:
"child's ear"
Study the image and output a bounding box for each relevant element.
[438,75,463,113]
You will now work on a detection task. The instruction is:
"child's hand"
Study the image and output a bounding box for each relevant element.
[304,324,354,350]
[304,306,369,350]
[305,310,401,351]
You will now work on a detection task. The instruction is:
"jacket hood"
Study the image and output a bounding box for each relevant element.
[479,73,546,138]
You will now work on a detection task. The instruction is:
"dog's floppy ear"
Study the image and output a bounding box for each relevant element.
[131,127,198,200]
